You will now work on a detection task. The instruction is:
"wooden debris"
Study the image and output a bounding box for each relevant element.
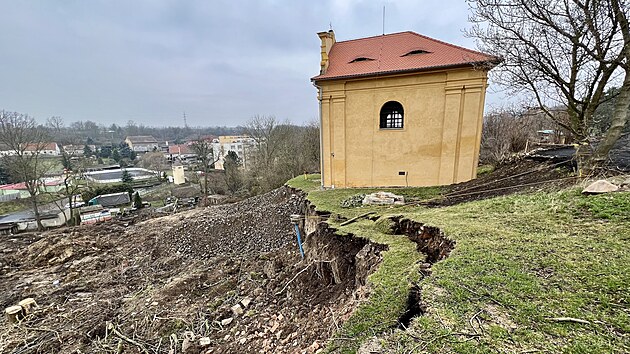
[5,305,24,323]
[547,317,591,325]
[340,212,376,226]
[19,298,38,314]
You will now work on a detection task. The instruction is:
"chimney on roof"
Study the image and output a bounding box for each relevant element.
[317,30,335,74]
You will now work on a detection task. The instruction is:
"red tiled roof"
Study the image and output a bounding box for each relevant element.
[0,183,27,190]
[25,142,58,151]
[312,31,499,82]
[168,144,193,155]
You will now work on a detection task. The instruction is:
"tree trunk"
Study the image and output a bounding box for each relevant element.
[27,187,44,231]
[5,305,24,323]
[204,167,209,201]
[593,68,630,161]
[29,191,43,231]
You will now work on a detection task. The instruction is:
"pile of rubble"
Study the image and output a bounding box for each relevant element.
[362,191,405,205]
[582,178,630,194]
[158,187,305,259]
[0,186,377,353]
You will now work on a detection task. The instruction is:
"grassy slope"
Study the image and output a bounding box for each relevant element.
[0,194,60,215]
[287,175,630,353]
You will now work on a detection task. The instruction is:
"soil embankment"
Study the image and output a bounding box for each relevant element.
[0,187,386,353]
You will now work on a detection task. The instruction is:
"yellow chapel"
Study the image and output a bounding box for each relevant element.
[312,30,499,188]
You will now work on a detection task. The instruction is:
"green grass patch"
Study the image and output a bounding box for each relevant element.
[388,190,630,353]
[286,173,322,191]
[575,191,630,221]
[0,193,61,215]
[476,164,495,176]
[0,198,31,215]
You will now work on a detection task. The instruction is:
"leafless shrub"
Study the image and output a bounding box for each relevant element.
[243,116,320,194]
[480,106,568,164]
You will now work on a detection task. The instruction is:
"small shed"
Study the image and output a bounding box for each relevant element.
[16,209,71,231]
[172,163,186,185]
[88,192,131,208]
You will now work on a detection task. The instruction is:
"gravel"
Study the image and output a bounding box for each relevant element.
[160,186,305,259]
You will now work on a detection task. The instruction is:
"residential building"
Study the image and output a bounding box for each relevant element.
[31,142,61,156]
[0,142,61,156]
[62,144,97,156]
[312,30,499,188]
[16,209,72,231]
[167,144,196,161]
[125,136,159,152]
[211,135,256,170]
[0,180,64,198]
[0,183,31,199]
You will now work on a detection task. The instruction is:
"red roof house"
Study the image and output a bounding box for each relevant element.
[312,30,498,188]
[168,144,193,155]
[312,31,498,81]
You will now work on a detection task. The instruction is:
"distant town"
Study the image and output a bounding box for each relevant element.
[0,114,319,232]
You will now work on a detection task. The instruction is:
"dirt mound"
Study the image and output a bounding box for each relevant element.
[0,187,386,353]
[427,159,576,206]
[157,187,304,259]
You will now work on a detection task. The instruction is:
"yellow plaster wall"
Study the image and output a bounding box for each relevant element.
[172,165,186,185]
[317,68,489,188]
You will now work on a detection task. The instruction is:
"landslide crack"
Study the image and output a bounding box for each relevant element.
[398,284,425,329]
[379,216,455,328]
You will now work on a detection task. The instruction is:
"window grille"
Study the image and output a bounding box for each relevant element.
[380,101,404,129]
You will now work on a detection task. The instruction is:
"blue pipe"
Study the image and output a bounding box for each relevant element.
[294,224,305,258]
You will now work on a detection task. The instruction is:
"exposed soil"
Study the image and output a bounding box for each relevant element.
[0,187,387,354]
[375,216,456,329]
[426,159,576,206]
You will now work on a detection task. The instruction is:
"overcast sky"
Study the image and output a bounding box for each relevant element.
[0,0,500,127]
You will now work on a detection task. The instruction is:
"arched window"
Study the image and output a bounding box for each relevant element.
[380,101,404,129]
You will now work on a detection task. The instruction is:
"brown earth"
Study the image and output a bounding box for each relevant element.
[426,159,577,206]
[0,187,386,354]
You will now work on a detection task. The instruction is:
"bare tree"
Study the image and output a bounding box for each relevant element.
[480,105,568,163]
[46,116,64,132]
[602,0,630,160]
[301,120,321,173]
[243,115,290,167]
[481,108,533,163]
[0,111,51,230]
[47,154,88,225]
[60,172,83,226]
[467,0,630,164]
[139,151,168,180]
[240,116,321,193]
[190,138,217,203]
[243,116,293,192]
